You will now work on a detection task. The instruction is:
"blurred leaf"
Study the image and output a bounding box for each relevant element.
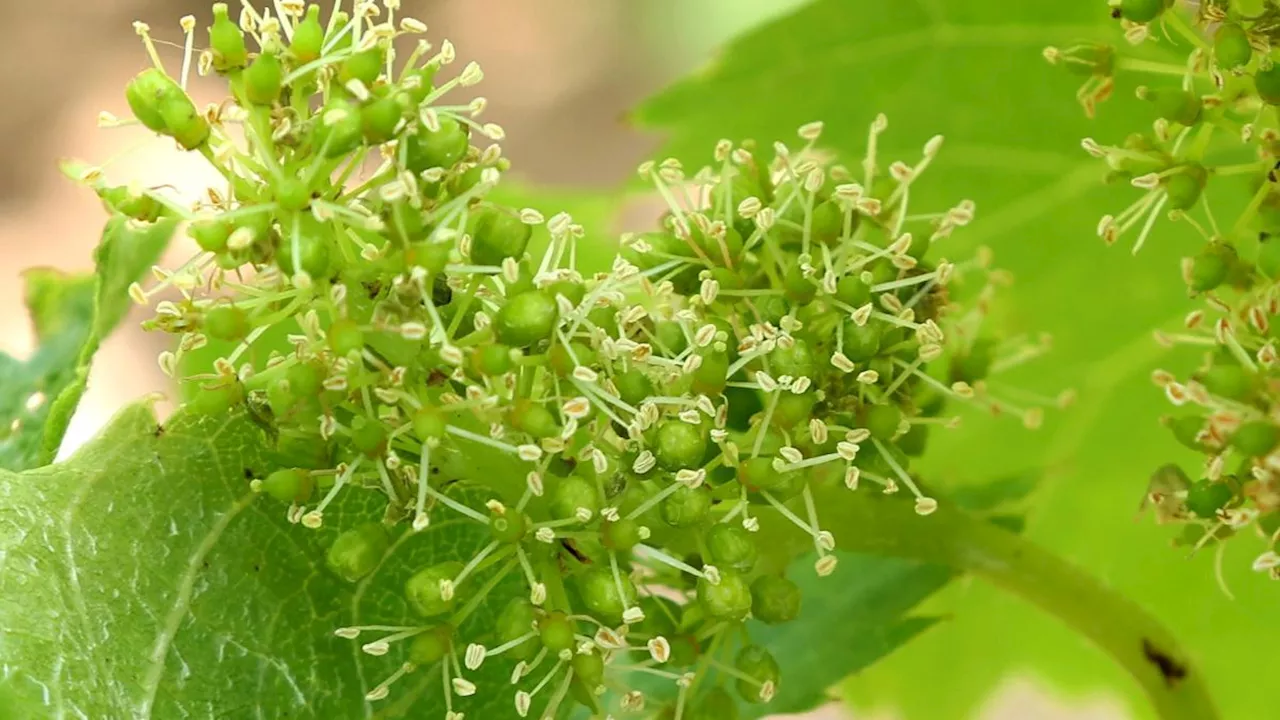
[0,402,529,719]
[0,215,176,470]
[635,0,1276,718]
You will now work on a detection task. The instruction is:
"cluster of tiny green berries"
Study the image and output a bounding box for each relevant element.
[73,2,1052,717]
[1048,0,1280,579]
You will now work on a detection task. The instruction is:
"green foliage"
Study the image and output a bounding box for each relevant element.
[636,0,1279,718]
[0,402,523,718]
[0,213,176,470]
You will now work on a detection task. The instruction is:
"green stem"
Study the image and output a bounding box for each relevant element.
[1163,10,1209,52]
[800,491,1219,720]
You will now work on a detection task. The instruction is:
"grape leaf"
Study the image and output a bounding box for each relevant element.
[0,402,530,719]
[635,0,1278,718]
[0,214,177,471]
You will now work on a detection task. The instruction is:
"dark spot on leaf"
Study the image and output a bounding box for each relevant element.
[253,564,260,572]
[152,424,165,438]
[1142,638,1187,685]
[243,467,254,479]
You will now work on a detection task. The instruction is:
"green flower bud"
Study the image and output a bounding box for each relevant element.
[737,456,795,494]
[550,342,597,377]
[661,484,712,528]
[405,117,470,173]
[204,304,250,342]
[602,518,645,552]
[339,46,385,87]
[770,338,816,378]
[470,343,514,377]
[326,523,390,582]
[698,569,752,621]
[489,508,528,544]
[749,575,801,624]
[244,50,284,106]
[1185,478,1233,519]
[1231,420,1279,457]
[1188,245,1232,292]
[495,290,558,347]
[842,320,882,363]
[784,264,817,304]
[865,403,902,441]
[286,362,324,398]
[655,421,707,470]
[538,611,577,652]
[546,279,586,307]
[692,348,730,396]
[405,561,464,617]
[261,468,314,503]
[1164,166,1205,212]
[705,524,757,572]
[266,378,298,416]
[278,215,334,278]
[1165,415,1208,452]
[1144,88,1201,126]
[579,569,637,625]
[1214,24,1252,71]
[314,98,365,158]
[408,625,453,666]
[209,3,249,71]
[773,392,816,430]
[469,204,532,266]
[1200,362,1254,403]
[126,69,210,149]
[1257,64,1280,105]
[616,368,655,407]
[189,217,231,253]
[186,378,245,414]
[510,399,560,439]
[125,69,174,132]
[289,5,325,64]
[811,198,845,245]
[1119,0,1166,23]
[733,645,780,704]
[361,93,405,145]
[350,417,389,457]
[572,648,606,692]
[495,598,539,660]
[327,318,365,356]
[549,474,598,521]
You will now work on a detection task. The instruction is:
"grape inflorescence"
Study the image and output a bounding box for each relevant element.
[75,2,1051,717]
[1049,0,1280,581]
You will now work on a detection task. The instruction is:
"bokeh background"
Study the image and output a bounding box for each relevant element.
[0,1,1148,718]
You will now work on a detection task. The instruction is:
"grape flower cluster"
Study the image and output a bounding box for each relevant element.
[1048,0,1280,580]
[73,2,1052,717]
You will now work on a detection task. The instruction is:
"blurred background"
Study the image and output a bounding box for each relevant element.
[0,1,1123,718]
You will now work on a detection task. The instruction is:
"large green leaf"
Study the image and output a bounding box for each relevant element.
[0,215,177,470]
[636,0,1276,718]
[0,402,529,719]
